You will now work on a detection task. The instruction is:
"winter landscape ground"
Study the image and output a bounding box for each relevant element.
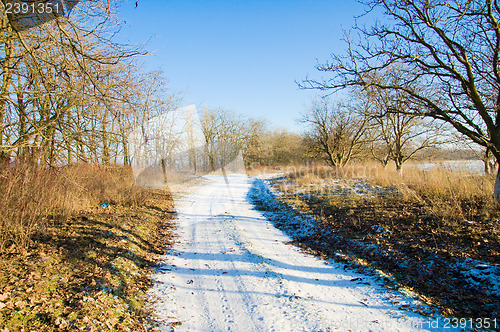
[150,174,471,331]
[5,1,500,331]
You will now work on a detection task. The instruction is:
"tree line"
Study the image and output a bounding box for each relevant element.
[0,0,178,166]
[200,96,478,174]
[1,0,493,184]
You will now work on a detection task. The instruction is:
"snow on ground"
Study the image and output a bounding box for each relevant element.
[407,160,484,173]
[263,175,500,304]
[150,174,462,331]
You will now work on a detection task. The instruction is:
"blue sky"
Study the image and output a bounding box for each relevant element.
[116,0,366,132]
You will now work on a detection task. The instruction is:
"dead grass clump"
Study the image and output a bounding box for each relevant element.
[370,166,498,222]
[296,173,323,186]
[0,163,74,252]
[65,164,148,207]
[0,163,149,253]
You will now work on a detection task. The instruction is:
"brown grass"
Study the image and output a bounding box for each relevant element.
[0,189,174,331]
[0,163,174,330]
[367,163,497,222]
[0,163,148,253]
[268,162,500,317]
[278,161,498,222]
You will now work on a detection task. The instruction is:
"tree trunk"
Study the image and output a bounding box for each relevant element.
[396,164,403,176]
[495,165,500,205]
[484,148,493,175]
[101,106,110,165]
[161,158,168,189]
[122,133,129,165]
[395,153,403,176]
[325,148,337,168]
[0,25,13,161]
[208,149,215,172]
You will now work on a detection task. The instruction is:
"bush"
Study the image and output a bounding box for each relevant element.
[0,163,147,253]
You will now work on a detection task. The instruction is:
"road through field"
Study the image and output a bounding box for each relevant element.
[150,174,455,332]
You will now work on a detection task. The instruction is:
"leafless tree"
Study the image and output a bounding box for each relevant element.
[301,0,500,203]
[0,1,146,165]
[301,99,369,167]
[361,70,443,174]
[200,107,244,172]
[241,118,270,166]
[269,128,306,166]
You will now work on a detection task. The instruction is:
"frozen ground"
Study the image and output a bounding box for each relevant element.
[408,160,484,173]
[150,174,462,331]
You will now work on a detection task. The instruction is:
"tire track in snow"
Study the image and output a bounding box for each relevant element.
[150,174,462,331]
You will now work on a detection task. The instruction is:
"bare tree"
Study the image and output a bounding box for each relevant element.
[0,1,145,165]
[269,129,306,166]
[241,121,307,167]
[362,70,443,174]
[241,118,270,167]
[200,107,244,172]
[302,99,369,167]
[302,0,500,203]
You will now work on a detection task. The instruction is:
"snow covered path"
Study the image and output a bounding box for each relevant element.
[151,174,456,331]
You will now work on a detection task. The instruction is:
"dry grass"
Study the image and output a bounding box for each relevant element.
[268,162,500,317]
[0,163,174,330]
[0,190,174,331]
[279,161,498,222]
[365,163,497,222]
[0,163,149,253]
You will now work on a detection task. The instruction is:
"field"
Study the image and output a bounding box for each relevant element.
[256,162,500,318]
[0,164,175,331]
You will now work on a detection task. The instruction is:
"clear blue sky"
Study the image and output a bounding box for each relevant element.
[116,0,366,132]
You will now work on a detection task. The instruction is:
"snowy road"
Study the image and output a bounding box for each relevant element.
[151,174,457,331]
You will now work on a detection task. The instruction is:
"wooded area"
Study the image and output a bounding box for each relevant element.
[0,0,178,166]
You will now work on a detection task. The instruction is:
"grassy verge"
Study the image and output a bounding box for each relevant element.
[262,163,500,318]
[0,164,174,331]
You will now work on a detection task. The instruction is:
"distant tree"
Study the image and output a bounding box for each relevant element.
[361,69,443,174]
[200,107,244,171]
[242,122,306,167]
[241,118,270,166]
[269,128,305,165]
[301,99,369,167]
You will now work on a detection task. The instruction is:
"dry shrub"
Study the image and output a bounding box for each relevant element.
[65,164,148,207]
[0,163,72,251]
[0,163,148,253]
